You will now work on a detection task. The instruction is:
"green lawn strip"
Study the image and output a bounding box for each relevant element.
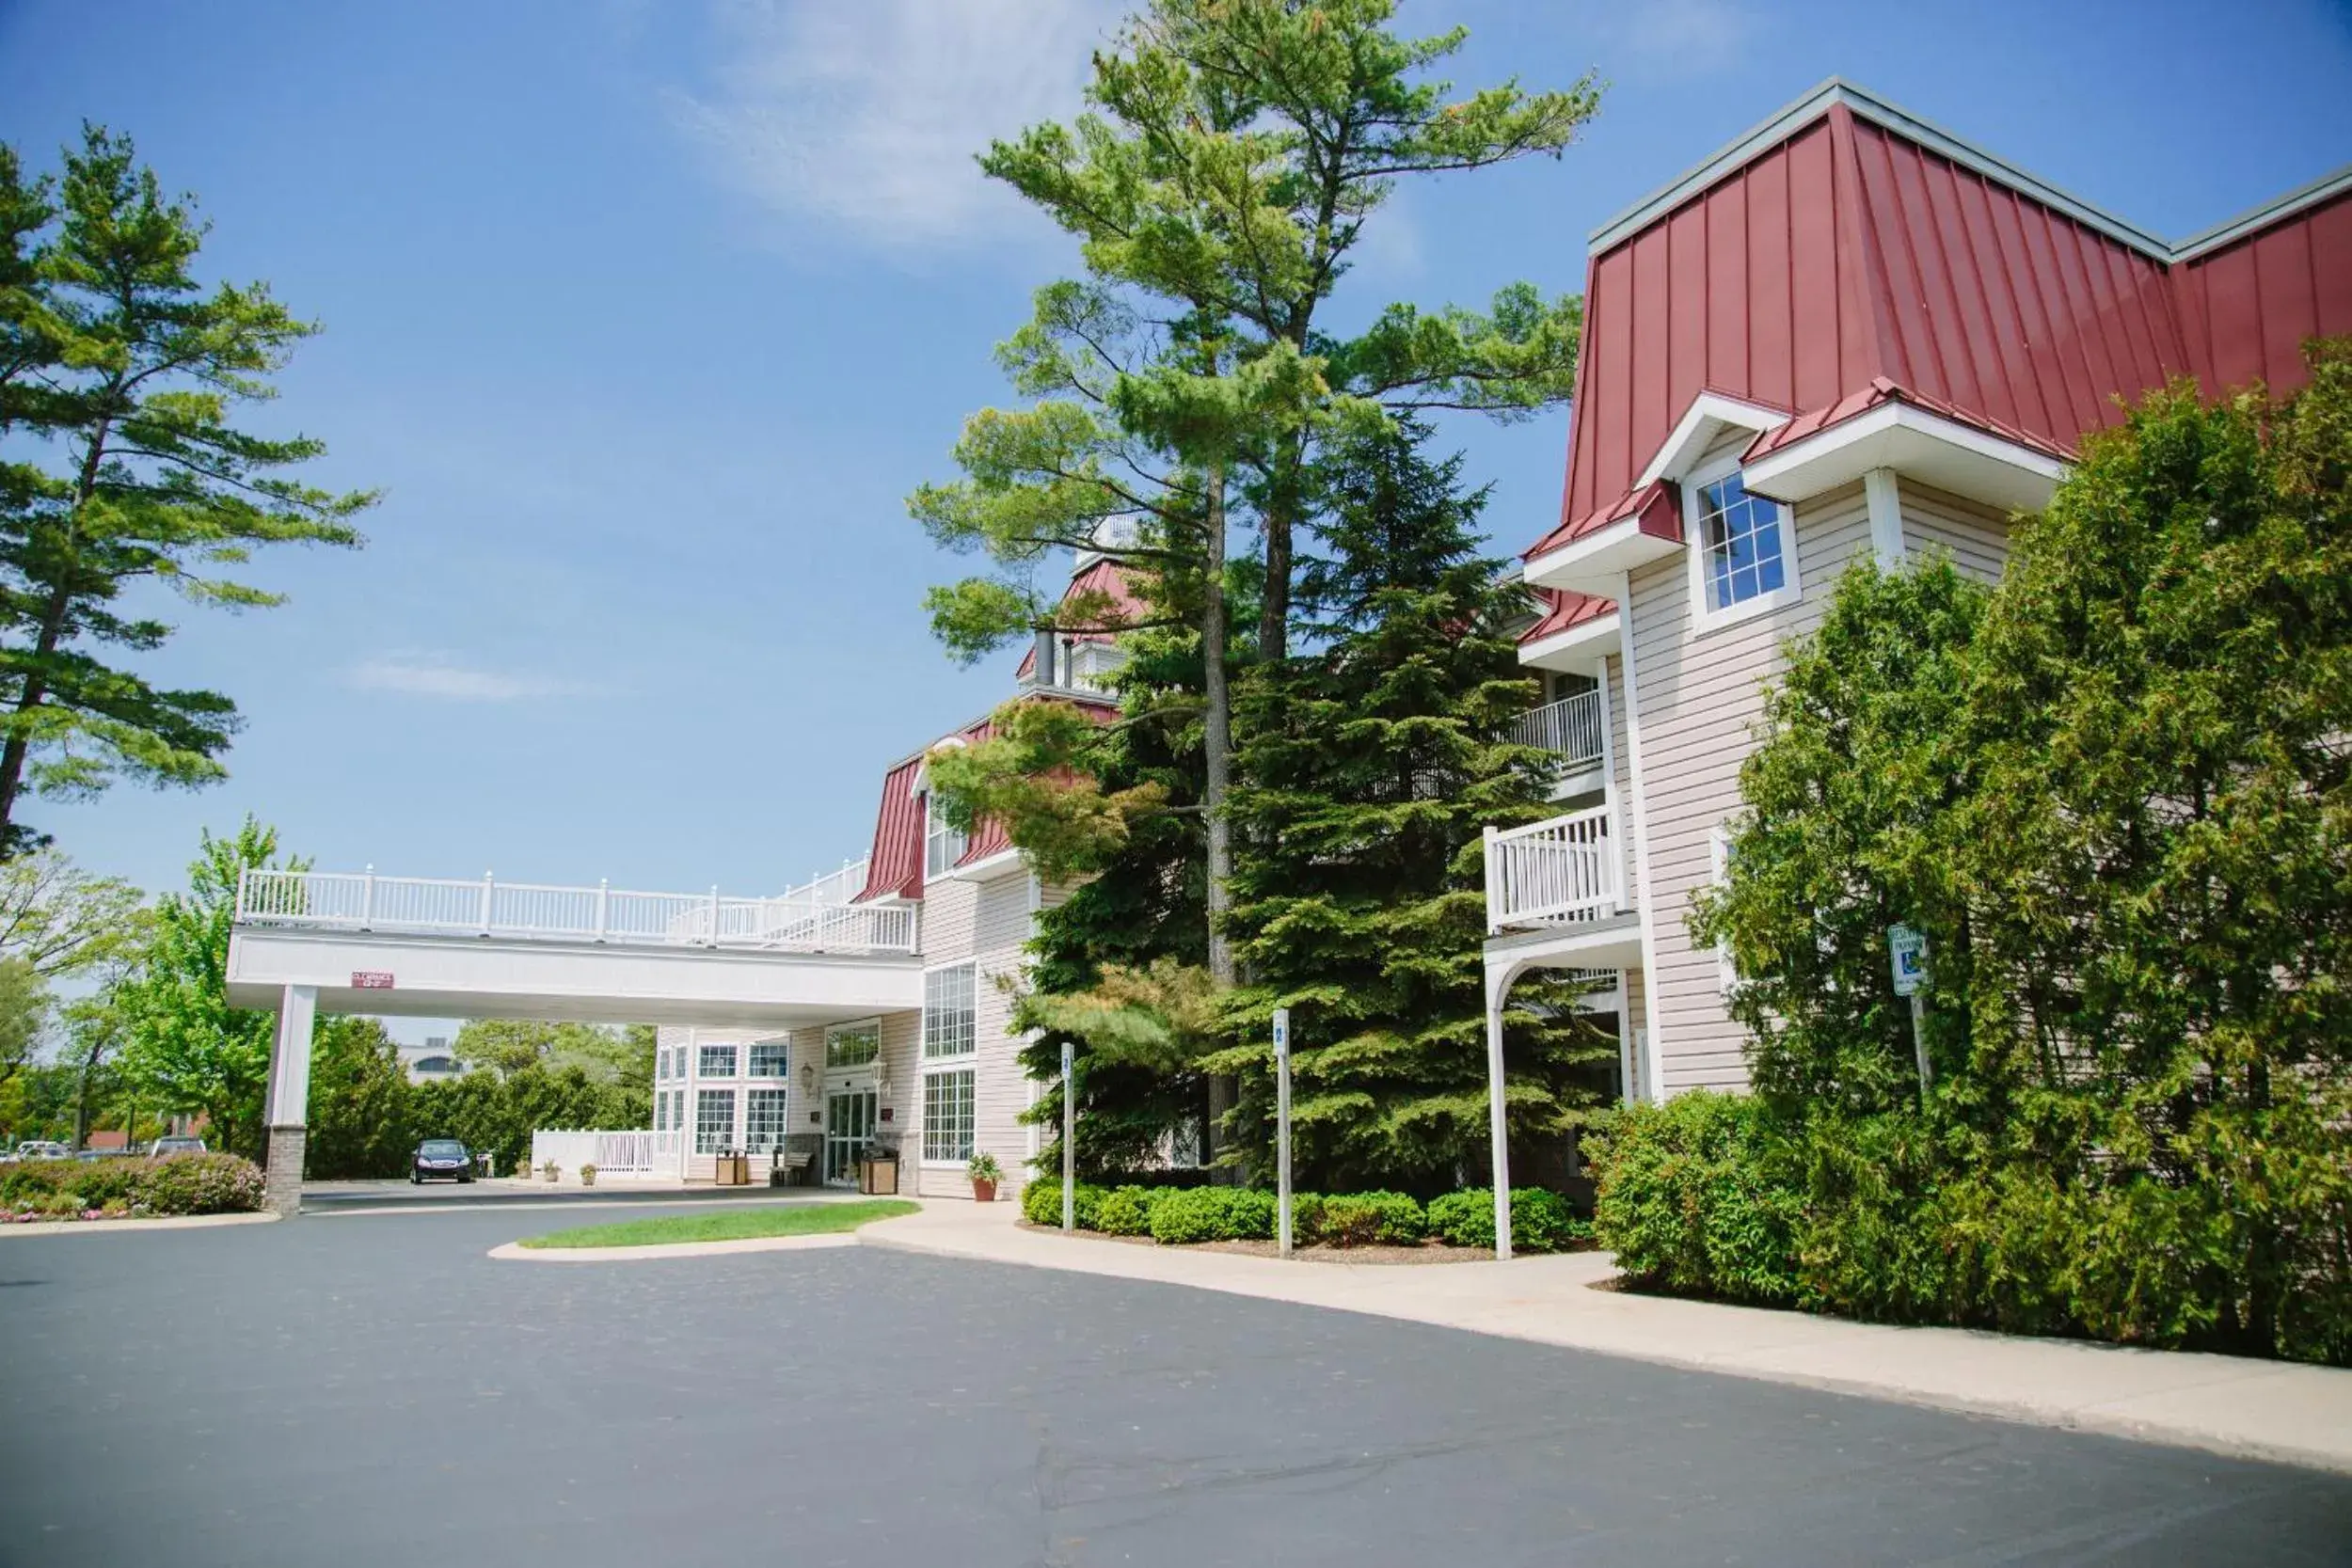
[517,1199,917,1250]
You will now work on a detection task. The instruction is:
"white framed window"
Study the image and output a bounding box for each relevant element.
[669,1045,687,1081]
[653,1092,668,1132]
[1685,464,1800,632]
[745,1088,789,1152]
[925,799,969,879]
[924,964,977,1058]
[698,1042,739,1079]
[694,1088,738,1154]
[827,1020,881,1068]
[923,1068,975,1163]
[748,1038,789,1077]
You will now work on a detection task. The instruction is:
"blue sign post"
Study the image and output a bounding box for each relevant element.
[1889,926,1931,1092]
[1273,1007,1293,1259]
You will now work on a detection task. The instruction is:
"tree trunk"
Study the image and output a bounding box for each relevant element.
[1201,461,1234,988]
[1201,460,1238,1175]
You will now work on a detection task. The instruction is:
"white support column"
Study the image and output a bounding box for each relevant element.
[1614,570,1669,1104]
[1484,958,1516,1261]
[262,984,317,1216]
[1866,467,1905,568]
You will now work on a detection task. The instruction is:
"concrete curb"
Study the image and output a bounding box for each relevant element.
[488,1232,863,1263]
[0,1211,280,1237]
[858,1217,2352,1476]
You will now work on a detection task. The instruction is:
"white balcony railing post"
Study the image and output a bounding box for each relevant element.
[480,871,495,936]
[360,864,376,929]
[595,879,609,942]
[707,884,721,947]
[1485,804,1620,933]
[1482,826,1500,936]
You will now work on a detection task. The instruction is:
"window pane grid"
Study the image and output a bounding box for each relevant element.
[694,1088,738,1154]
[924,965,977,1058]
[698,1043,739,1079]
[745,1088,789,1152]
[827,1022,880,1067]
[1699,474,1788,611]
[923,1069,975,1163]
[748,1039,789,1077]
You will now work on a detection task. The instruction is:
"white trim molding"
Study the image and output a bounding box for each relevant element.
[1684,455,1804,636]
[1865,467,1905,568]
[1637,391,1790,489]
[1525,515,1683,597]
[1743,400,2068,516]
[1518,609,1623,670]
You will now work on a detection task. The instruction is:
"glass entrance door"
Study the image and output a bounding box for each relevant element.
[823,1084,878,1184]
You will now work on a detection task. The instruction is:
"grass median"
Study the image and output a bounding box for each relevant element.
[517,1198,919,1250]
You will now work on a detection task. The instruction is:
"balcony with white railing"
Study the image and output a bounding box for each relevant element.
[1512,689,1606,774]
[1483,803,1623,933]
[235,869,919,956]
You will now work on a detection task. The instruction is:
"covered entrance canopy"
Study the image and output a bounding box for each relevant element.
[227,869,925,1213]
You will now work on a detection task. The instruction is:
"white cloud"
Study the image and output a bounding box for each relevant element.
[347,654,605,703]
[667,0,1120,252]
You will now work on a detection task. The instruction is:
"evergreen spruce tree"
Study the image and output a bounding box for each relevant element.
[1214,419,1615,1194]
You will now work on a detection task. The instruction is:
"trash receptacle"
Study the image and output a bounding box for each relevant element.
[715,1149,750,1186]
[857,1154,898,1196]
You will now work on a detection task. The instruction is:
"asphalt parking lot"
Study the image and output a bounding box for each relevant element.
[1,1205,2345,1566]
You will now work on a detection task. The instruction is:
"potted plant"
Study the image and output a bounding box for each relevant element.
[579,1162,597,1188]
[967,1150,1003,1204]
[541,1160,561,1184]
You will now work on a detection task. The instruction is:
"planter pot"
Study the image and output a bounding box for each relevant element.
[542,1169,560,1184]
[972,1178,998,1204]
[580,1172,596,1188]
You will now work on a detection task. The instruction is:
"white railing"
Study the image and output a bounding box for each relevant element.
[530,1128,683,1179]
[1484,803,1622,932]
[1513,690,1605,772]
[236,868,919,956]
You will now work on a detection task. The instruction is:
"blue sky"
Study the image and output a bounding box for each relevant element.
[2,0,2347,962]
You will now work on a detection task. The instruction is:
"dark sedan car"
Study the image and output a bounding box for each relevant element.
[410,1138,475,1184]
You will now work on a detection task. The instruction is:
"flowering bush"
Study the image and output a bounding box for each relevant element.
[0,1154,265,1221]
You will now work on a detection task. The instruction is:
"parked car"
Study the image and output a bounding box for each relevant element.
[410,1139,474,1184]
[14,1140,70,1163]
[148,1135,207,1158]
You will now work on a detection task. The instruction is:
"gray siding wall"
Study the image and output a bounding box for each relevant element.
[1629,479,1873,1092]
[1901,480,2012,581]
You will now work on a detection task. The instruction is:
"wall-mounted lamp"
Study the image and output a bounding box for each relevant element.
[800,1063,816,1095]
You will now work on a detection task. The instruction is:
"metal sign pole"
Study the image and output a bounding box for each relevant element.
[1061,1037,1075,1232]
[1888,924,1931,1096]
[1273,1007,1292,1259]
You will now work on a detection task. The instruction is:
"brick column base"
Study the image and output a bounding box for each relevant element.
[263,1125,307,1217]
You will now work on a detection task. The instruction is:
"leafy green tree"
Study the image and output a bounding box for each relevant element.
[1214,420,1611,1190]
[305,1017,414,1180]
[918,0,1595,985]
[0,847,147,977]
[0,955,48,1094]
[451,1018,651,1090]
[111,817,290,1160]
[0,126,373,850]
[1686,342,2352,1363]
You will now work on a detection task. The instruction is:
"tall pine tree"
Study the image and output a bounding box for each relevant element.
[1214,419,1614,1194]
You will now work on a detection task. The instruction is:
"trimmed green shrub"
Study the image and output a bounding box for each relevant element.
[1425,1188,1590,1253]
[1021,1179,1105,1229]
[1590,1091,1803,1303]
[1148,1186,1275,1244]
[1094,1185,1162,1236]
[1308,1191,1424,1247]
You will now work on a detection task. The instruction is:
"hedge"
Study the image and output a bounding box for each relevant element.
[1,1155,266,1221]
[1018,1178,1594,1252]
[1426,1188,1590,1253]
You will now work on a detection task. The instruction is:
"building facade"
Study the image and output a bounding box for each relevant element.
[658,80,2345,1204]
[1483,78,2349,1110]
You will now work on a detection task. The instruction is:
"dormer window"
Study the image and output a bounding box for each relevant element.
[1685,462,1802,630]
[925,798,967,879]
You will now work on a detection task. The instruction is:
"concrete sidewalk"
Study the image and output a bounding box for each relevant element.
[863,1199,2352,1474]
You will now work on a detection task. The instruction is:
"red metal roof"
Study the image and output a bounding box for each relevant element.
[1545,86,2352,553]
[1523,587,1616,641]
[1742,375,2076,466]
[856,755,926,903]
[1015,558,1151,678]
